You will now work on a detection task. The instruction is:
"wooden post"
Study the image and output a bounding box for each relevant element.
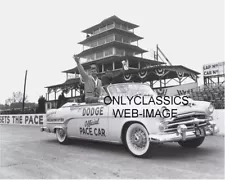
[22,70,27,113]
[156,44,159,61]
[112,61,115,70]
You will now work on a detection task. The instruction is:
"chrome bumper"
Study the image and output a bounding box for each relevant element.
[149,121,219,143]
[40,127,50,132]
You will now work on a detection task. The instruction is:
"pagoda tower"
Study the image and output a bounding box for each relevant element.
[63,15,162,76]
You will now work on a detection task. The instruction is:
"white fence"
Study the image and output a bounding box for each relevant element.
[0,114,46,126]
[0,111,224,135]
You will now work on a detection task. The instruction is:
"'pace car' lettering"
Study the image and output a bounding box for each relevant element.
[80,127,106,136]
[82,107,104,116]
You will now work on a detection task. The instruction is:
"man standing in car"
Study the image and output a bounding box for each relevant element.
[73,55,102,103]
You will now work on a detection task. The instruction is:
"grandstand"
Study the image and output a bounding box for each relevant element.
[190,83,224,109]
[190,61,225,109]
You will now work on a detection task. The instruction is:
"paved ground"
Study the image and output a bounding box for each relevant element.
[0,125,224,179]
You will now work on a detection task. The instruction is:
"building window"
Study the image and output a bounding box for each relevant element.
[107,23,114,29]
[115,48,125,56]
[123,36,130,44]
[126,51,133,56]
[104,63,113,71]
[129,61,139,69]
[85,54,95,61]
[93,29,100,35]
[100,26,107,32]
[89,41,97,47]
[115,23,120,29]
[96,51,104,59]
[98,39,105,46]
[121,24,127,31]
[115,34,130,44]
[115,61,122,69]
[104,48,113,56]
[87,34,114,49]
[106,34,114,43]
[115,34,122,42]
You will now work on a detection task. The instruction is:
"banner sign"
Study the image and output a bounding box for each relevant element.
[203,61,225,77]
[154,82,198,96]
[0,114,46,126]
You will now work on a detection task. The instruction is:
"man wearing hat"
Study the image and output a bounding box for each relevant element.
[73,55,102,103]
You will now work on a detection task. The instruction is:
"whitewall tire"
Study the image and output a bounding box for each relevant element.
[125,123,151,158]
[56,128,69,144]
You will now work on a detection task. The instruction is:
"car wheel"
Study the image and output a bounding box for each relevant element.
[178,137,205,148]
[125,123,151,158]
[56,128,69,144]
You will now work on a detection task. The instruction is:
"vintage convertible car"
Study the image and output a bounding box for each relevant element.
[41,83,219,158]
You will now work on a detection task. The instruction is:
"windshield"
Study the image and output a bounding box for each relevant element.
[107,83,157,97]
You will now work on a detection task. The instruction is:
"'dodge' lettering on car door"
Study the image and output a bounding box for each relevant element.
[82,107,104,116]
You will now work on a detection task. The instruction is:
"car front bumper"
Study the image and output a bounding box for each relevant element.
[149,120,219,143]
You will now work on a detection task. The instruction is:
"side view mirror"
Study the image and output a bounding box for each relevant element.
[98,96,104,103]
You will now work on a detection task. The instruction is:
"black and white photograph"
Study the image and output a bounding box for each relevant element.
[0,0,224,179]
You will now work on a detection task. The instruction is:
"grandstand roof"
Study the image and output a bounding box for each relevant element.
[45,78,81,89]
[46,65,200,91]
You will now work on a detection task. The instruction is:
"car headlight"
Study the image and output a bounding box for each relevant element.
[160,106,167,115]
[207,103,214,114]
[158,106,169,131]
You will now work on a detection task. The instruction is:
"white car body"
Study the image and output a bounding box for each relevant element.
[41,83,219,157]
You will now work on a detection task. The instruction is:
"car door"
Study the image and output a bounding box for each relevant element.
[67,87,109,141]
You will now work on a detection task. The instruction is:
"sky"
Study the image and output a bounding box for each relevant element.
[0,0,224,104]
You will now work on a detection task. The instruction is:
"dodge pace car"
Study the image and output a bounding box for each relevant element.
[41,83,219,158]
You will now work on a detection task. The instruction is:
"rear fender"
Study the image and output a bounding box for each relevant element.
[53,125,67,133]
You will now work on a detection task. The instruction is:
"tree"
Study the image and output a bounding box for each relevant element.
[37,96,46,113]
[5,91,28,106]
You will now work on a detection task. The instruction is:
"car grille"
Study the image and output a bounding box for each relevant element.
[164,113,208,133]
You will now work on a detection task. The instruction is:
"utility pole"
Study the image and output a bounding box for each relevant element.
[22,70,28,113]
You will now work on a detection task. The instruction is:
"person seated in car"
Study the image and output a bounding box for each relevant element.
[73,55,102,103]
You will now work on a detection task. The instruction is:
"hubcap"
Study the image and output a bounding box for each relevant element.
[58,129,65,138]
[130,129,147,149]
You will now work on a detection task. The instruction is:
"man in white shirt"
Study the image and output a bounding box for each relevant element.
[73,55,102,103]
